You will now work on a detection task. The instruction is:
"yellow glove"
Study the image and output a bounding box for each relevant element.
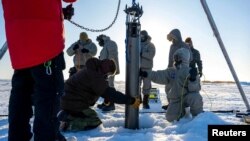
[131,97,141,108]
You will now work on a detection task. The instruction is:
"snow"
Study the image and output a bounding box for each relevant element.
[0,80,249,141]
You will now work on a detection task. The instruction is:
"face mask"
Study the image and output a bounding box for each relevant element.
[173,54,182,68]
[172,39,178,44]
[141,35,147,42]
[174,60,182,69]
[187,42,193,47]
[98,39,104,46]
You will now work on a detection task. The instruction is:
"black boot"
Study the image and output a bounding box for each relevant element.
[98,98,112,110]
[143,94,150,109]
[56,132,67,141]
[57,110,70,132]
[102,102,115,111]
[162,104,168,110]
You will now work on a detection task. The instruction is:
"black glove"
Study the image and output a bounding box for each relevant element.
[199,71,203,77]
[73,44,79,50]
[63,4,74,20]
[68,66,77,77]
[81,48,89,53]
[139,69,148,78]
[189,68,197,82]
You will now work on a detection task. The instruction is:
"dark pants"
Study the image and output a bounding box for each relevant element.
[8,52,65,141]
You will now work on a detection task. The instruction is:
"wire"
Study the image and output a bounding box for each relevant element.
[177,75,189,120]
[201,73,213,111]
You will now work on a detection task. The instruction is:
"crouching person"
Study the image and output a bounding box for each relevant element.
[58,58,140,131]
[140,48,203,122]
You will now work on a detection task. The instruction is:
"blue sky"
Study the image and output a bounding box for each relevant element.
[0,0,250,82]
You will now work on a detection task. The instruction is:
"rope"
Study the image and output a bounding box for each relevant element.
[99,111,166,114]
[177,75,189,120]
[200,73,213,111]
[0,110,243,117]
[67,0,121,32]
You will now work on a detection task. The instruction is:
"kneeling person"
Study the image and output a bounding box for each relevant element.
[58,58,140,131]
[140,48,203,122]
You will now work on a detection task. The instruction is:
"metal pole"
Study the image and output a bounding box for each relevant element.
[0,42,7,60]
[200,0,250,111]
[124,1,143,129]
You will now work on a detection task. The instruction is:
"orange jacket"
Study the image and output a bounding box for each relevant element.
[2,0,76,69]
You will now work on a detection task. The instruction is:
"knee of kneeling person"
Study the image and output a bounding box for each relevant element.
[191,108,203,117]
[185,92,203,102]
[166,116,175,122]
[190,102,204,117]
[165,113,179,122]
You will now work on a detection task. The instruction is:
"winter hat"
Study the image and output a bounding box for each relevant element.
[167,29,181,42]
[141,30,149,42]
[80,32,88,41]
[100,59,117,76]
[141,30,148,37]
[96,34,106,47]
[185,37,192,43]
[167,33,177,41]
[96,34,105,41]
[173,48,190,66]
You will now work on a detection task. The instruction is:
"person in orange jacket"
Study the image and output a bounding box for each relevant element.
[2,0,76,141]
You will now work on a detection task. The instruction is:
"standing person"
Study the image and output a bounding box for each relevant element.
[162,28,192,110]
[185,37,203,77]
[2,0,76,141]
[140,30,156,109]
[67,32,97,77]
[58,58,140,131]
[167,29,192,67]
[96,34,120,111]
[140,48,203,122]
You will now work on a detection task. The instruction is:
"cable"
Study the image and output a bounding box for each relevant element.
[177,75,189,120]
[200,73,213,111]
[68,0,121,32]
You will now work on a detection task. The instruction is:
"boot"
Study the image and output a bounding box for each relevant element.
[98,98,111,109]
[57,110,69,121]
[161,104,168,110]
[56,131,67,141]
[102,102,115,111]
[59,121,69,132]
[143,94,150,109]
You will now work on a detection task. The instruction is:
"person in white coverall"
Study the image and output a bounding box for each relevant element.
[96,34,120,111]
[140,30,156,109]
[140,48,203,122]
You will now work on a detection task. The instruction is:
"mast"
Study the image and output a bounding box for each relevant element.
[200,0,250,111]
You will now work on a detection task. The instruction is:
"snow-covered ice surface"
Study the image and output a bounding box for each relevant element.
[0,80,249,141]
